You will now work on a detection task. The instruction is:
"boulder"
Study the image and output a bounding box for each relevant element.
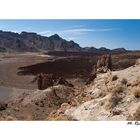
[36,73,54,90]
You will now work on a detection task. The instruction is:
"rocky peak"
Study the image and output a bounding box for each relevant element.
[49,34,61,40]
[83,47,98,52]
[0,30,128,53]
[112,48,127,53]
[20,31,38,37]
[99,47,111,52]
[0,30,82,52]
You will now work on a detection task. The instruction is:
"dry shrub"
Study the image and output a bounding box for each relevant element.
[111,75,118,81]
[126,82,131,87]
[133,88,140,98]
[132,76,140,87]
[0,115,17,121]
[113,85,124,93]
[127,106,140,121]
[47,105,70,121]
[98,91,107,98]
[106,85,124,109]
[121,78,127,85]
[111,108,122,116]
[47,113,69,121]
[81,92,86,97]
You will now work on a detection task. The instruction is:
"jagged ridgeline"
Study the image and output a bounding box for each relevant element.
[0,30,127,53]
[0,31,81,52]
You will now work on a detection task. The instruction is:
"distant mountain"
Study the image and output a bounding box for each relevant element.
[0,31,81,52]
[49,34,81,52]
[83,47,98,52]
[112,48,127,53]
[0,30,127,53]
[98,47,111,52]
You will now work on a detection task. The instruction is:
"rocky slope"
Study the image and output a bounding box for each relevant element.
[48,59,140,121]
[0,85,74,120]
[0,53,140,121]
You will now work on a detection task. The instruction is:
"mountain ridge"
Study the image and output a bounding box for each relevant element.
[0,30,127,53]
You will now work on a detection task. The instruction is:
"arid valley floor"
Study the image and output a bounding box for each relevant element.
[0,51,140,120]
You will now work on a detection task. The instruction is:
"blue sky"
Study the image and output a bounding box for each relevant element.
[0,19,140,50]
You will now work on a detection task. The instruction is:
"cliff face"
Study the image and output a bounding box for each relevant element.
[0,31,81,52]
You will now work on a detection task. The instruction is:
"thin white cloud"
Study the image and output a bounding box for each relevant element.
[62,28,116,33]
[39,28,117,36]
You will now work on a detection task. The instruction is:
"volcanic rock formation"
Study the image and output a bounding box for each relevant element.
[96,54,112,73]
[86,54,112,84]
[32,73,73,90]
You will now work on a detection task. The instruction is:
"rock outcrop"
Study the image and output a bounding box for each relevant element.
[86,54,112,84]
[33,73,54,90]
[96,54,112,73]
[32,73,73,90]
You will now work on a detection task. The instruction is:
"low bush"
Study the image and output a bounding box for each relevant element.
[131,76,140,87]
[112,75,118,81]
[121,78,127,85]
[127,106,140,121]
[106,85,124,109]
[114,85,124,93]
[133,88,140,98]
